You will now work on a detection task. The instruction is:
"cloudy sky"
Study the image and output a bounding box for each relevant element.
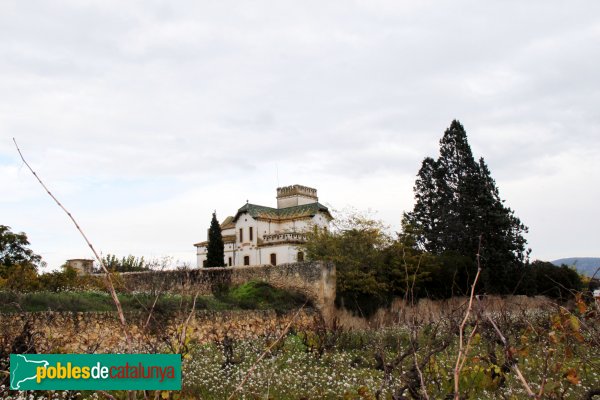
[2,1,599,270]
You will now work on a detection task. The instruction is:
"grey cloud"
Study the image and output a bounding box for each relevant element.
[2,0,600,268]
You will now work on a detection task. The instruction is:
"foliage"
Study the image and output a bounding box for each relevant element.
[382,223,439,301]
[1,292,599,399]
[526,260,583,299]
[302,211,390,315]
[0,225,44,282]
[0,225,43,269]
[0,291,189,313]
[0,263,104,294]
[100,254,149,273]
[206,212,225,267]
[176,301,600,400]
[419,251,475,298]
[37,264,79,291]
[302,211,439,315]
[217,280,307,313]
[0,226,104,292]
[0,281,306,313]
[403,120,530,294]
[0,263,40,291]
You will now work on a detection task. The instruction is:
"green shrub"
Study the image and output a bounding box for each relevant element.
[0,283,306,313]
[0,291,209,313]
[221,280,307,313]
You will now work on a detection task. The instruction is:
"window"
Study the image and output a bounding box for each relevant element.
[249,227,253,241]
[239,228,243,242]
[202,260,207,268]
[297,251,304,262]
[228,257,232,266]
[244,256,250,266]
[270,253,277,266]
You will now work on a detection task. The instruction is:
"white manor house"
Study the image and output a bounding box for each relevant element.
[195,185,332,267]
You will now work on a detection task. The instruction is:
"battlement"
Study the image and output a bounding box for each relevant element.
[276,185,318,208]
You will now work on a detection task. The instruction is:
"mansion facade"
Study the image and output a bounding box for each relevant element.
[195,185,332,267]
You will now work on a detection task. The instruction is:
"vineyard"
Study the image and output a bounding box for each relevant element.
[3,294,598,399]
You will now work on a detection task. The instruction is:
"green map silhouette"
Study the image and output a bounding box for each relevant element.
[10,354,49,390]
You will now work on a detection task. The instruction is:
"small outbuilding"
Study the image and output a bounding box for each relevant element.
[65,258,94,275]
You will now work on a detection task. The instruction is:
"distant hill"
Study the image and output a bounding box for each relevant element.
[551,257,600,278]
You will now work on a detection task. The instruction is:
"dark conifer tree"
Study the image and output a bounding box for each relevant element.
[206,212,225,268]
[404,120,529,293]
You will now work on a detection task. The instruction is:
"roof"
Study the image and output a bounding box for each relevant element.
[220,216,235,230]
[194,234,236,248]
[233,202,333,222]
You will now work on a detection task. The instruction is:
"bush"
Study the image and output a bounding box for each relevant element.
[0,291,205,313]
[0,280,307,313]
[38,266,79,291]
[529,260,583,299]
[219,280,308,313]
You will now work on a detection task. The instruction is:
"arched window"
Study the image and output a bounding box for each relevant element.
[270,253,277,266]
[243,256,250,266]
[297,251,304,262]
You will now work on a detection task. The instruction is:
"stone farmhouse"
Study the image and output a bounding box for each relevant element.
[65,258,94,275]
[195,185,332,267]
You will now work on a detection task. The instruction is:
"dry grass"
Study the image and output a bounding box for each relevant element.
[334,295,552,329]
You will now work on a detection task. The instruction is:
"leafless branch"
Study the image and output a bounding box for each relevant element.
[453,235,482,400]
[98,390,117,400]
[13,138,130,345]
[485,314,536,398]
[227,302,307,400]
[457,320,479,374]
[178,292,199,355]
[412,342,430,400]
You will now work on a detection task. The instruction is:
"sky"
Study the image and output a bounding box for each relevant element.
[1,1,599,271]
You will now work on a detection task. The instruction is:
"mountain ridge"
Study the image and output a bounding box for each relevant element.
[551,257,600,278]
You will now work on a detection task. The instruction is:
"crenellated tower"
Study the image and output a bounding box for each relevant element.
[276,184,318,209]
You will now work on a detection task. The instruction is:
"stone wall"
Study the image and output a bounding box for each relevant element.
[118,261,336,319]
[0,310,319,354]
[0,262,336,355]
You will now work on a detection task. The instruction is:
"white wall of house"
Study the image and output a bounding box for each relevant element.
[196,239,236,267]
[257,219,270,236]
[312,213,329,229]
[258,244,303,265]
[222,227,235,236]
[197,244,305,267]
[197,212,327,268]
[196,185,330,268]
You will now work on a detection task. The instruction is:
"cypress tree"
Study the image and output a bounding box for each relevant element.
[206,212,225,267]
[403,120,529,293]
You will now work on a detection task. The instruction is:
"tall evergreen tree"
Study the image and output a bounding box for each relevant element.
[404,120,529,293]
[206,212,225,267]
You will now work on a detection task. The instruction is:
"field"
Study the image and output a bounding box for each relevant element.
[0,281,307,314]
[180,307,600,399]
[1,295,599,399]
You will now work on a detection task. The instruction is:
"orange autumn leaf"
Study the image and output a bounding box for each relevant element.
[564,368,580,385]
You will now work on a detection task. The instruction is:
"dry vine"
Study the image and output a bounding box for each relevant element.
[13,139,139,400]
[226,301,307,400]
[13,138,131,346]
[452,235,483,399]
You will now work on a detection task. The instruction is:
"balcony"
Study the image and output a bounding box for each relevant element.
[259,232,307,246]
